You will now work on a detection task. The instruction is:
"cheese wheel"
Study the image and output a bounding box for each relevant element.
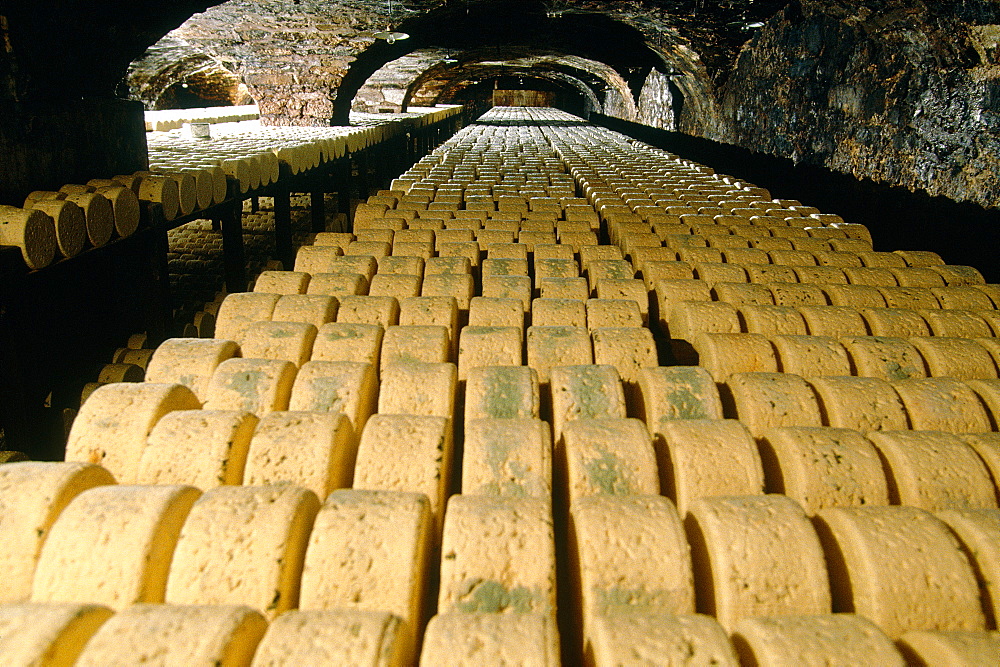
[492,241,532,259]
[559,418,659,503]
[806,375,909,431]
[0,602,113,667]
[336,295,399,328]
[138,409,255,488]
[686,494,830,630]
[594,279,649,322]
[759,426,888,512]
[897,629,1000,666]
[693,262,749,286]
[936,508,1000,628]
[891,378,991,433]
[859,307,930,336]
[424,256,471,275]
[585,298,643,329]
[590,613,737,666]
[732,614,903,666]
[0,205,56,269]
[537,276,590,301]
[119,348,155,370]
[711,282,774,306]
[957,432,1000,494]
[652,419,764,516]
[420,274,475,310]
[636,366,723,429]
[145,338,240,400]
[894,250,945,267]
[32,484,200,609]
[252,608,404,666]
[668,301,741,341]
[203,358,297,414]
[823,284,887,308]
[843,266,898,287]
[377,255,423,277]
[771,334,851,376]
[919,308,992,338]
[66,382,200,483]
[813,505,985,637]
[353,414,453,529]
[570,495,693,654]
[526,326,593,384]
[378,361,456,417]
[28,198,85,259]
[239,321,317,367]
[271,294,338,328]
[137,175,179,221]
[165,483,320,617]
[858,250,906,268]
[215,293,281,342]
[392,241,433,260]
[312,322,383,372]
[299,490,431,662]
[534,257,579,281]
[839,336,926,381]
[464,365,540,425]
[462,417,551,498]
[307,272,368,297]
[891,266,946,287]
[289,360,377,431]
[769,283,828,307]
[419,612,559,666]
[725,372,822,434]
[908,337,996,379]
[744,263,798,284]
[467,296,524,329]
[438,495,555,616]
[0,462,115,603]
[692,332,778,382]
[317,255,379,282]
[244,412,355,497]
[313,232,354,248]
[739,304,808,335]
[456,325,522,380]
[346,241,391,259]
[641,260,694,290]
[96,362,143,383]
[382,325,451,368]
[654,279,712,326]
[579,245,623,270]
[590,326,657,386]
[930,264,987,286]
[368,274,422,301]
[878,286,940,310]
[75,603,267,667]
[482,257,529,277]
[866,430,995,509]
[933,286,996,310]
[481,275,533,312]
[400,296,460,356]
[549,365,626,440]
[531,298,587,327]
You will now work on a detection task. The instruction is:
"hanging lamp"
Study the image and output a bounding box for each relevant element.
[374,0,409,43]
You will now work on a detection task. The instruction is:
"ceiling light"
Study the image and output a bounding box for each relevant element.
[375,30,409,43]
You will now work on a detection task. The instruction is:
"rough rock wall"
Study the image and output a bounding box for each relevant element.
[715,0,1000,208]
[637,68,676,130]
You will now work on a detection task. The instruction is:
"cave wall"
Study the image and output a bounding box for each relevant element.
[714,0,1000,208]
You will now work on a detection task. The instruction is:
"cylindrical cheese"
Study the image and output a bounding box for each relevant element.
[254,271,311,295]
[933,285,995,310]
[65,382,200,484]
[240,321,317,367]
[28,198,85,258]
[771,334,851,376]
[691,332,778,382]
[438,495,556,616]
[467,296,523,329]
[806,375,909,431]
[312,322,384,372]
[464,365,540,425]
[63,192,113,247]
[353,414,453,530]
[652,419,764,516]
[839,336,926,381]
[0,602,113,667]
[918,308,992,337]
[138,175,179,221]
[165,483,320,618]
[253,608,404,666]
[419,612,559,666]
[891,378,992,433]
[558,418,659,503]
[382,325,452,368]
[462,417,551,498]
[244,411,355,498]
[203,358,297,414]
[732,614,903,666]
[215,292,281,342]
[75,603,267,667]
[0,462,116,603]
[299,490,431,663]
[0,204,57,269]
[724,371,822,435]
[526,326,593,384]
[637,366,723,429]
[532,298,588,328]
[590,613,737,666]
[289,360,377,431]
[813,505,985,637]
[860,307,931,337]
[377,361,456,417]
[32,484,201,609]
[337,295,400,328]
[936,508,1000,629]
[908,337,997,379]
[272,294,338,328]
[897,629,1000,667]
[307,272,368,297]
[145,338,240,400]
[739,304,809,335]
[686,494,830,630]
[549,365,627,441]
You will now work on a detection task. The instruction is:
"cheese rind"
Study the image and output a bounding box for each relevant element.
[289,360,377,431]
[65,382,201,484]
[890,378,992,433]
[138,409,257,488]
[839,336,926,381]
[32,484,201,609]
[691,333,777,382]
[462,417,551,498]
[526,326,593,383]
[771,334,851,377]
[419,612,559,666]
[165,483,320,618]
[271,294,338,328]
[377,361,456,418]
[813,505,985,638]
[590,613,737,667]
[144,338,240,400]
[686,494,831,631]
[251,609,405,666]
[0,462,116,603]
[653,419,764,516]
[464,365,540,425]
[381,325,452,367]
[549,365,626,441]
[203,358,297,414]
[637,366,723,428]
[244,411,356,498]
[806,375,909,431]
[253,270,310,295]
[936,509,1000,629]
[299,490,431,662]
[0,602,113,667]
[590,327,658,386]
[559,418,659,503]
[457,326,522,380]
[897,629,1000,666]
[215,293,281,342]
[732,614,904,666]
[725,372,822,435]
[240,321,317,367]
[74,603,267,667]
[438,496,556,616]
